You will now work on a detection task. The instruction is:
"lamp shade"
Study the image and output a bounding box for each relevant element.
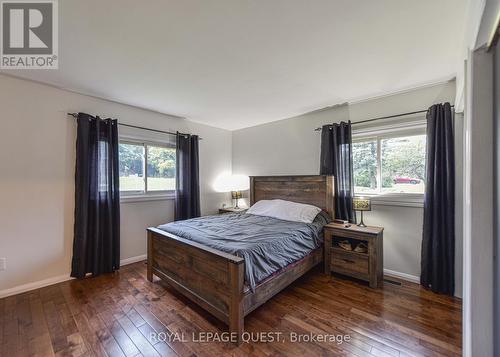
[229,174,250,191]
[213,174,249,192]
[352,197,371,211]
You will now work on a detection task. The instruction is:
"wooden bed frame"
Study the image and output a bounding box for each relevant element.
[147,175,334,344]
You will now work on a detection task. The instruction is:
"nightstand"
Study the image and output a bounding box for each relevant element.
[324,223,384,288]
[218,207,246,214]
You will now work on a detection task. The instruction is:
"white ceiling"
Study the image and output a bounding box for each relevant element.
[3,0,467,130]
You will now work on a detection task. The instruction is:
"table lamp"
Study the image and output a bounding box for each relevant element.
[352,197,371,227]
[213,174,249,208]
[229,175,249,208]
[231,190,243,208]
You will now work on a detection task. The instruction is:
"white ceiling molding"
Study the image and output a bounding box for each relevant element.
[0,72,187,121]
[454,0,489,112]
[347,77,457,106]
[1,0,468,130]
[476,0,500,48]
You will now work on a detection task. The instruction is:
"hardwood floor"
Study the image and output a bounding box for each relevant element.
[0,262,462,356]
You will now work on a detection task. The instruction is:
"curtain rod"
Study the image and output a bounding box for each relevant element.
[67,113,202,140]
[313,106,455,131]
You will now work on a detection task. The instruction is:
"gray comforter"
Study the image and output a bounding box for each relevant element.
[157,211,330,291]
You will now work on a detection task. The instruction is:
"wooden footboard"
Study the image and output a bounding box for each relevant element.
[147,175,333,345]
[148,227,323,345]
[147,227,245,343]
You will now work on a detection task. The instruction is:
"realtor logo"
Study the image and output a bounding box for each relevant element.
[1,0,58,69]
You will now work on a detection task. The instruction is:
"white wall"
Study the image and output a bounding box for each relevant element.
[494,37,500,357]
[475,0,500,48]
[462,46,495,357]
[0,74,232,293]
[0,74,464,299]
[232,80,463,295]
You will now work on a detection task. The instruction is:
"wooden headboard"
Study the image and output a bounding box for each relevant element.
[249,175,335,218]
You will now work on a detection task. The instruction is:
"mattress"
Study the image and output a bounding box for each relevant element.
[157,211,330,291]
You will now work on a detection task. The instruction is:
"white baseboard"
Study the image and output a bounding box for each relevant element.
[120,254,147,266]
[0,259,423,299]
[0,254,148,299]
[0,274,73,299]
[384,268,420,284]
[384,269,463,299]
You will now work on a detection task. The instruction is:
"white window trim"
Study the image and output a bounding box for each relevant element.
[120,192,175,203]
[353,120,426,208]
[358,193,424,208]
[119,137,176,203]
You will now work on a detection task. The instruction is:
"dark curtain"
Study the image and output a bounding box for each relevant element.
[71,113,120,279]
[319,121,356,222]
[421,103,455,295]
[175,132,201,220]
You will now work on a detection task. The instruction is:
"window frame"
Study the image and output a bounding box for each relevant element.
[352,121,426,207]
[119,137,176,202]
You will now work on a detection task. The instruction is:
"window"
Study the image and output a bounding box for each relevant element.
[146,146,176,191]
[353,133,426,196]
[119,141,175,196]
[119,142,145,192]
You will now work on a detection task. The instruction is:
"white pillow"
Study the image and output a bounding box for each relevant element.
[246,199,322,223]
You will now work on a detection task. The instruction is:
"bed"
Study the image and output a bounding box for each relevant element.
[147,175,334,344]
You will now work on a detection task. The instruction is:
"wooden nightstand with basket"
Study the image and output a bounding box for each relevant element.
[324,223,384,288]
